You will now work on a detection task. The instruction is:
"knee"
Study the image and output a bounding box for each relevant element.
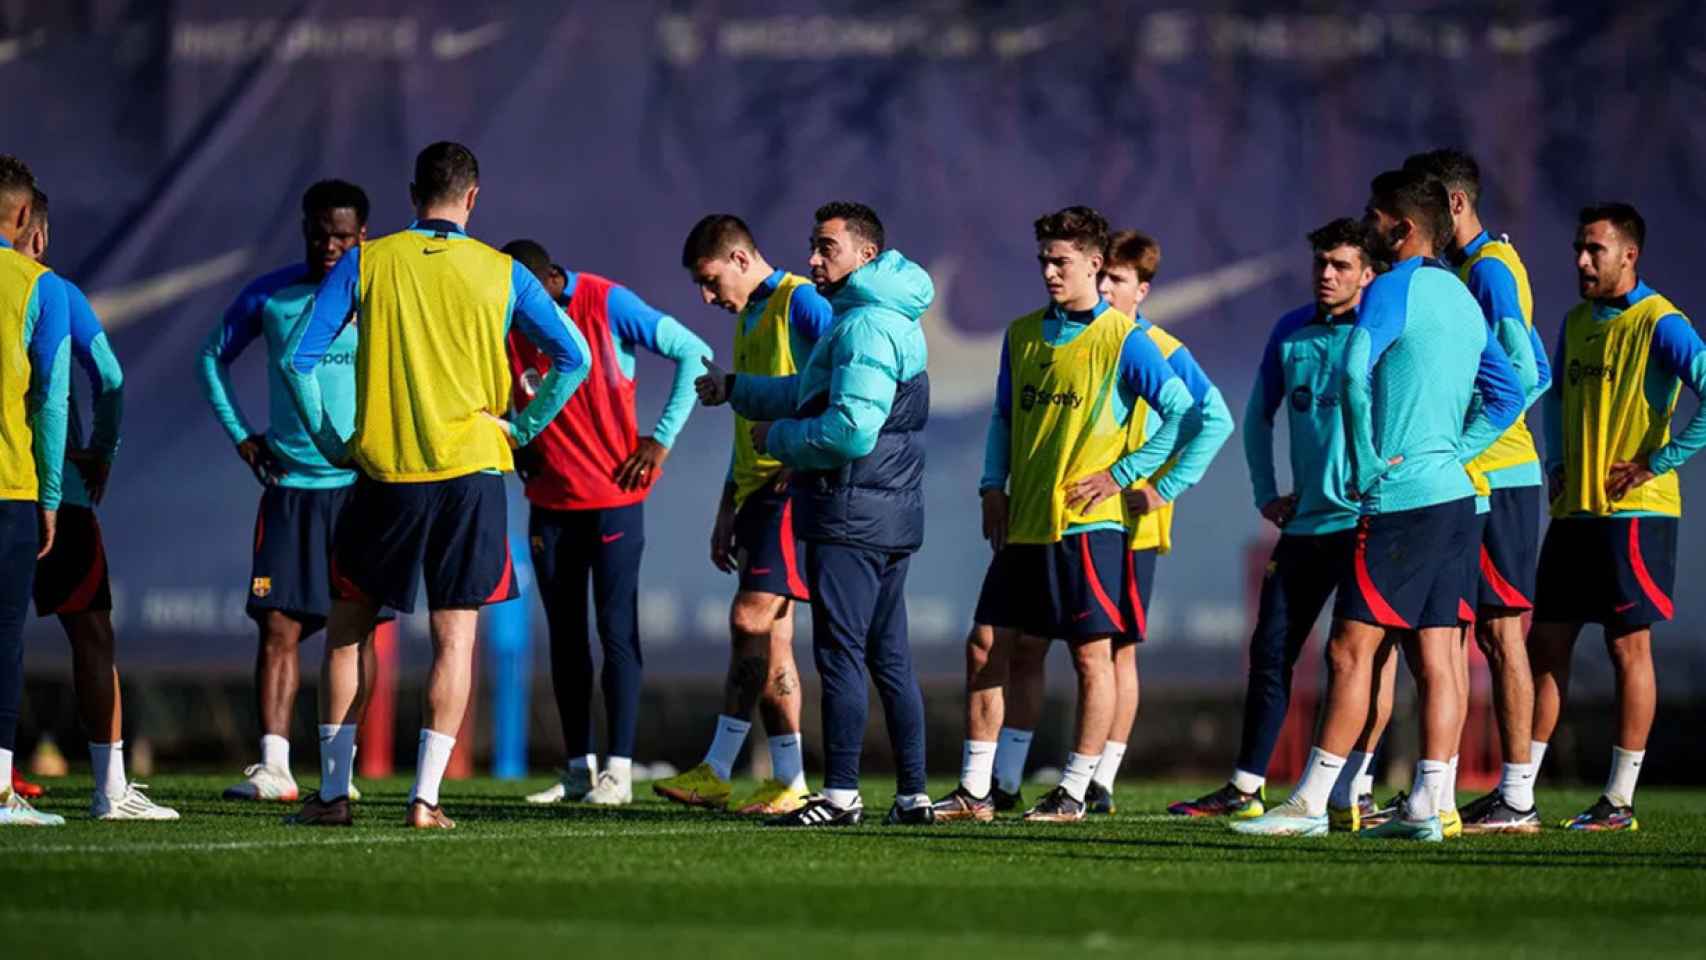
[1010,636,1048,676]
[259,614,301,654]
[1325,637,1366,679]
[1607,632,1652,673]
[1069,639,1111,674]
[730,595,779,638]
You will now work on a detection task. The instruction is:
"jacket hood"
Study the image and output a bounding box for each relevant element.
[830,249,934,321]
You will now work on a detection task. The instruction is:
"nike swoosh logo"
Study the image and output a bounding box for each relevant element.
[87,249,256,331]
[749,567,772,575]
[921,250,1291,415]
[1615,601,1638,613]
[1039,360,1055,369]
[422,248,448,256]
[1072,610,1092,622]
[432,21,508,61]
[601,532,625,544]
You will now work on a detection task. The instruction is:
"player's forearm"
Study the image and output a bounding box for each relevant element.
[650,327,713,448]
[27,340,70,509]
[729,373,801,421]
[1111,379,1192,487]
[1458,340,1523,462]
[1650,351,1706,475]
[88,336,125,460]
[197,331,256,446]
[1243,379,1281,508]
[1340,331,1387,493]
[1155,387,1233,502]
[979,407,1011,493]
[1496,315,1545,412]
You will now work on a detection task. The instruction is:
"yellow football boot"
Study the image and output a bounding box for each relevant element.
[1328,803,1361,833]
[1440,807,1463,839]
[730,778,809,815]
[652,762,733,810]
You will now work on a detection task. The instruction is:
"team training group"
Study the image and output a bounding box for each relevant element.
[0,141,1699,837]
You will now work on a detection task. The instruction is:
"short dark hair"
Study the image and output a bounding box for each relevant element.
[548,263,567,281]
[1369,168,1453,253]
[1308,217,1382,269]
[1105,229,1160,282]
[1579,202,1646,249]
[0,154,35,204]
[500,239,552,281]
[302,179,370,225]
[27,187,47,229]
[814,201,885,252]
[412,141,479,207]
[1403,148,1481,206]
[681,213,756,269]
[1034,205,1109,258]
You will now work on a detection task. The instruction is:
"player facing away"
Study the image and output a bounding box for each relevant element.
[281,142,590,828]
[199,180,378,804]
[1232,169,1522,842]
[698,202,934,827]
[0,155,71,827]
[18,190,174,820]
[654,214,834,815]
[1530,204,1706,831]
[1404,149,1551,833]
[931,208,1194,824]
[1169,219,1381,820]
[503,238,712,807]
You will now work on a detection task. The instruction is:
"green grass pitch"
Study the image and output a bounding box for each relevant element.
[4,776,1704,958]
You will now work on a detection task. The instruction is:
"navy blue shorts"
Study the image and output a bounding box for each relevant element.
[733,489,808,602]
[34,505,110,616]
[1119,547,1159,644]
[331,473,516,615]
[1534,516,1677,630]
[247,485,350,630]
[1475,485,1540,612]
[973,529,1128,642]
[1334,497,1477,630]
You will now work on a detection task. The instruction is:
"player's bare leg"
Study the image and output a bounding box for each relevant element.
[1025,637,1113,822]
[64,611,173,819]
[932,623,1015,820]
[286,599,376,827]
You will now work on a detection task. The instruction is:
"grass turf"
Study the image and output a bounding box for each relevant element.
[3,776,1703,958]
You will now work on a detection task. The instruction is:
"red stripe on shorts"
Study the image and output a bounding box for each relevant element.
[780,499,810,601]
[1124,550,1147,640]
[1626,518,1674,620]
[1478,545,1531,609]
[1080,535,1125,633]
[1353,521,1411,629]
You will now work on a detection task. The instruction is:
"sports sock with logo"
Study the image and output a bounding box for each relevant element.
[769,734,806,791]
[1230,768,1265,795]
[1329,750,1372,809]
[703,715,751,781]
[1293,747,1346,816]
[606,756,632,786]
[410,728,456,806]
[1604,746,1644,807]
[261,733,290,772]
[1406,759,1448,820]
[1499,761,1536,811]
[1091,741,1127,792]
[318,724,357,801]
[993,727,1033,793]
[960,739,997,797]
[90,740,125,798]
[1059,752,1100,803]
[824,787,860,810]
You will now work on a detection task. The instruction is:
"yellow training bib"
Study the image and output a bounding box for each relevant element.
[1553,292,1685,517]
[1460,238,1539,490]
[731,273,811,510]
[0,249,52,502]
[1005,306,1137,544]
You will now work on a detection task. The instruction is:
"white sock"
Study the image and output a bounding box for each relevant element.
[703,715,751,781]
[1529,740,1549,779]
[1441,754,1459,812]
[1230,768,1265,795]
[568,753,597,774]
[959,739,998,797]
[1499,761,1536,811]
[1059,751,1100,803]
[410,728,456,807]
[1091,741,1127,792]
[90,741,126,798]
[1330,750,1373,809]
[896,792,931,810]
[606,756,632,785]
[824,787,860,810]
[1406,760,1449,820]
[1604,746,1645,807]
[1292,747,1346,816]
[769,733,806,791]
[0,746,11,791]
[318,724,357,801]
[261,733,290,772]
[994,727,1033,793]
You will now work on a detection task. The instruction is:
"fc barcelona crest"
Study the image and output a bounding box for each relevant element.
[252,577,272,598]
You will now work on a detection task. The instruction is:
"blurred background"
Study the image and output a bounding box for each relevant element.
[4,1,1703,786]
